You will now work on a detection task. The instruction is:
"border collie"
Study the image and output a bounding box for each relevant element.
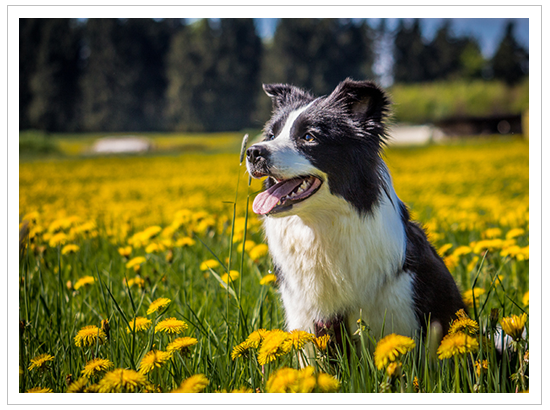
[246,78,465,348]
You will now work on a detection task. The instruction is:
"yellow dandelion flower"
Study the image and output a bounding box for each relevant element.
[73,275,95,290]
[61,244,80,255]
[475,359,489,376]
[166,337,198,355]
[462,287,485,308]
[520,246,529,260]
[437,333,479,359]
[155,317,188,334]
[171,374,209,393]
[231,341,251,360]
[500,313,527,341]
[49,232,68,247]
[200,259,220,271]
[74,325,107,348]
[28,353,55,371]
[245,328,269,349]
[220,270,240,287]
[147,297,171,315]
[118,246,132,257]
[284,329,315,350]
[449,311,479,336]
[138,350,173,374]
[413,376,420,392]
[84,383,100,393]
[386,361,402,377]
[437,243,453,256]
[257,329,291,365]
[452,246,472,257]
[26,386,53,393]
[125,276,145,288]
[317,372,340,392]
[127,317,152,333]
[313,334,331,351]
[248,243,269,262]
[98,368,148,393]
[237,240,256,253]
[374,333,416,370]
[506,228,525,240]
[176,237,196,247]
[522,291,529,306]
[260,274,277,286]
[482,227,502,239]
[22,211,40,223]
[81,358,114,378]
[266,367,317,393]
[466,256,479,272]
[143,225,162,239]
[443,254,459,272]
[145,243,162,254]
[66,376,89,393]
[126,256,146,270]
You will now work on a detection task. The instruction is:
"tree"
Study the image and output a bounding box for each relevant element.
[26,19,82,132]
[491,21,528,85]
[393,19,430,83]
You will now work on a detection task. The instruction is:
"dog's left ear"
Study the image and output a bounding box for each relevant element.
[328,79,390,123]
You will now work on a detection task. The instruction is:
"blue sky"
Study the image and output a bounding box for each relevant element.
[254,18,529,59]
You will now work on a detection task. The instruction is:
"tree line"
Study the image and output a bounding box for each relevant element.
[19,18,528,133]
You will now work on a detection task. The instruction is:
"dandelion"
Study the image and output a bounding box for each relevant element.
[126,256,146,270]
[500,313,527,341]
[145,243,161,254]
[462,287,485,309]
[147,297,171,315]
[438,243,453,256]
[452,246,472,257]
[167,337,198,355]
[266,367,317,393]
[171,374,209,393]
[74,325,107,348]
[449,310,479,336]
[73,275,95,290]
[237,240,256,253]
[118,246,132,257]
[155,317,188,334]
[28,353,54,371]
[506,228,525,240]
[316,372,340,392]
[98,368,148,393]
[374,334,416,370]
[231,342,251,360]
[138,350,173,374]
[475,359,489,377]
[523,291,529,306]
[26,386,53,393]
[482,227,502,239]
[437,333,479,359]
[284,329,315,350]
[127,317,152,333]
[81,358,114,378]
[61,244,80,255]
[257,329,291,365]
[200,259,220,271]
[413,376,420,392]
[66,376,89,393]
[313,334,331,351]
[49,232,68,247]
[260,274,277,286]
[125,276,145,288]
[385,361,402,377]
[176,237,196,247]
[248,244,269,262]
[220,270,240,287]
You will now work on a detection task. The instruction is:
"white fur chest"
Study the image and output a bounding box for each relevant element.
[263,187,419,339]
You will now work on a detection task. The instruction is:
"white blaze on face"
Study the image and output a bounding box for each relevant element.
[255,103,318,180]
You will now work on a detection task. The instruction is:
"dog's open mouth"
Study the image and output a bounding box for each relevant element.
[252,175,322,215]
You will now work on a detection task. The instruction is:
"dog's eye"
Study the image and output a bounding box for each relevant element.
[266,134,275,141]
[303,134,315,143]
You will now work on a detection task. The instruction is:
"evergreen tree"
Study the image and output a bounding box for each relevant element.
[393,19,429,83]
[491,21,528,85]
[27,19,82,132]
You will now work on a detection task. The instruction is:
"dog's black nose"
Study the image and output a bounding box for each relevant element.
[246,145,267,163]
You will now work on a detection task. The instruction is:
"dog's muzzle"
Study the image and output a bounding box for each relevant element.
[246,144,270,178]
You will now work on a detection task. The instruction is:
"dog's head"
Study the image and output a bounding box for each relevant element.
[246,78,391,217]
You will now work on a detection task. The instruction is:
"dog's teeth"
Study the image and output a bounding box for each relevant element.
[296,187,304,194]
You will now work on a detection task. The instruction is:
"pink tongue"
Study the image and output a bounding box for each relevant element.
[253,178,304,215]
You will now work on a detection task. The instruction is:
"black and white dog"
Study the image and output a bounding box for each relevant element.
[246,79,465,346]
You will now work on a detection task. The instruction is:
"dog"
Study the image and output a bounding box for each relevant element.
[246,78,465,349]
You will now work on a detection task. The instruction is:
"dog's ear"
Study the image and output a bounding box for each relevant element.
[328,79,390,123]
[263,83,313,110]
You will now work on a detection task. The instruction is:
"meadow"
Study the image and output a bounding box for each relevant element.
[18,135,529,393]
